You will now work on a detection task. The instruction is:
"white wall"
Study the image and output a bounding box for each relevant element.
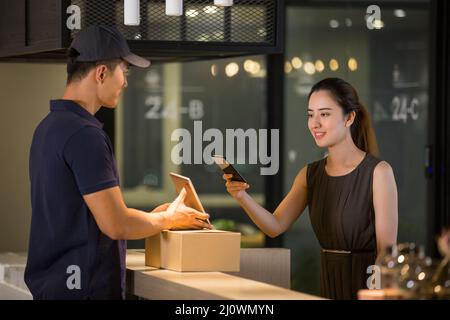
[0,63,66,252]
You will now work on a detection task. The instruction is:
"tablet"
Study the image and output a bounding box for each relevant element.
[169,172,210,224]
[212,155,248,183]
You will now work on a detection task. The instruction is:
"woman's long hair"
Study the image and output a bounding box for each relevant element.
[308,78,379,156]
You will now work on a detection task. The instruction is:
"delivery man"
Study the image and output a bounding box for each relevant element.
[25,25,211,300]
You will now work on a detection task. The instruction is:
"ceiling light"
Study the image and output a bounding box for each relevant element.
[124,0,140,26]
[304,62,316,75]
[291,57,303,69]
[166,0,183,16]
[329,59,339,71]
[315,60,325,72]
[348,57,358,71]
[394,9,406,18]
[215,0,233,6]
[329,19,339,28]
[225,62,239,77]
[284,61,292,74]
[203,6,218,14]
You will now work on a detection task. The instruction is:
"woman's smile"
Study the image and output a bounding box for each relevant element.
[313,131,326,140]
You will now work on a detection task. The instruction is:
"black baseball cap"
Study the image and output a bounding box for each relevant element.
[69,25,150,68]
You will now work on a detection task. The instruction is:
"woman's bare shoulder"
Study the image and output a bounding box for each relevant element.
[373,160,396,185]
[374,160,394,175]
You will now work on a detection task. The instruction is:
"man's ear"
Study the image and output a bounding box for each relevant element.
[345,110,356,127]
[95,65,108,84]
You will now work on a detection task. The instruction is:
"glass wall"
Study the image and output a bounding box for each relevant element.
[117,56,268,248]
[115,0,431,296]
[283,2,430,294]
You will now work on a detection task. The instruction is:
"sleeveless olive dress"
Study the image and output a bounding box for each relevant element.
[307,153,381,299]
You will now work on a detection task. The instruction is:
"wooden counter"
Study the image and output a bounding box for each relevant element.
[126,250,323,300]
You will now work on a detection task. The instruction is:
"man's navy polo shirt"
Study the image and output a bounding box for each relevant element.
[25,99,126,300]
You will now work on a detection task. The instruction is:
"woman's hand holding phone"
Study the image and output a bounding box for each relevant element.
[223,173,250,200]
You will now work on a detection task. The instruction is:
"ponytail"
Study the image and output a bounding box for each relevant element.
[351,103,379,156]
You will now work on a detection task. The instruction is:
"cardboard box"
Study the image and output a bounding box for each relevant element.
[145,230,241,272]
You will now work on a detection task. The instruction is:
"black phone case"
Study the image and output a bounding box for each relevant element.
[222,165,247,183]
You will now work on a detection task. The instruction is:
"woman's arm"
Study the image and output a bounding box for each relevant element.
[373,161,398,256]
[224,166,309,238]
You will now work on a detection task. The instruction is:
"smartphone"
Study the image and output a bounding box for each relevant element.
[212,155,248,183]
[169,172,212,227]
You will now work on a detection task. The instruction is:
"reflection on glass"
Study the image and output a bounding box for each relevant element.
[119,56,266,221]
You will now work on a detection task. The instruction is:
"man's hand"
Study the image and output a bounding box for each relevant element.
[83,186,211,240]
[152,203,170,213]
[163,188,212,230]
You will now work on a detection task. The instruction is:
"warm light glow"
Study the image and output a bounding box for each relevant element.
[434,285,442,293]
[197,33,210,41]
[397,255,405,264]
[284,61,293,73]
[211,64,218,77]
[329,59,339,71]
[214,0,233,6]
[394,9,406,18]
[251,62,261,75]
[225,62,239,77]
[345,18,352,27]
[348,57,358,71]
[186,9,199,17]
[291,57,303,69]
[203,6,218,14]
[213,31,224,40]
[373,19,384,29]
[244,60,254,72]
[257,28,267,37]
[329,19,339,28]
[243,60,261,75]
[400,264,409,276]
[315,60,325,72]
[304,62,316,75]
[418,272,426,281]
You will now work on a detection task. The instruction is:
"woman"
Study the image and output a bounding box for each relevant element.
[223,77,398,299]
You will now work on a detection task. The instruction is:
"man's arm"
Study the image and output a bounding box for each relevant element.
[83,186,211,240]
